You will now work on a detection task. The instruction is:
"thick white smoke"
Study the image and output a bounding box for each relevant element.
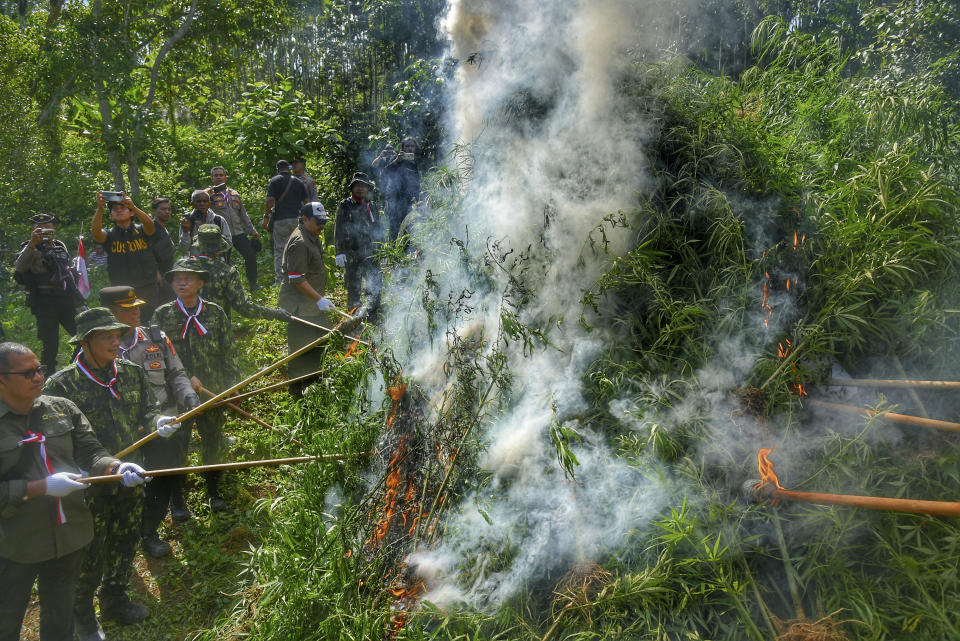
[376,0,663,609]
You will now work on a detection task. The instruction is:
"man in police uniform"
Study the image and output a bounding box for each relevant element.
[44,309,180,633]
[0,341,145,641]
[207,166,261,290]
[190,224,292,324]
[100,286,199,557]
[281,203,337,397]
[13,214,83,374]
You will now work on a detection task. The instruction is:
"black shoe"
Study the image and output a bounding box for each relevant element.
[209,495,228,512]
[142,534,172,558]
[75,605,106,641]
[99,594,148,625]
[170,501,191,522]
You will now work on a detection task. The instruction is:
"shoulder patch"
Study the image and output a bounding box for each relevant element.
[145,344,161,353]
[149,361,163,369]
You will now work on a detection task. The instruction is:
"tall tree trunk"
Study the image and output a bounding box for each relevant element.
[126,148,140,200]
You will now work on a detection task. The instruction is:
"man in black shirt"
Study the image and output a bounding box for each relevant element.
[150,197,177,304]
[262,159,309,286]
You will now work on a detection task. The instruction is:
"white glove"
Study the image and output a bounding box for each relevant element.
[335,254,346,268]
[116,462,147,487]
[45,472,86,497]
[156,415,181,438]
[316,297,335,312]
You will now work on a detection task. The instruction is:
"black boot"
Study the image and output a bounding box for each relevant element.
[75,602,106,641]
[99,592,148,625]
[170,477,191,522]
[205,471,227,512]
[142,533,172,558]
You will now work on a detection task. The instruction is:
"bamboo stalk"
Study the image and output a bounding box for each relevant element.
[214,370,324,405]
[81,453,365,485]
[826,378,960,390]
[291,316,370,346]
[893,355,930,419]
[771,487,960,518]
[199,386,303,447]
[113,331,338,459]
[805,398,960,433]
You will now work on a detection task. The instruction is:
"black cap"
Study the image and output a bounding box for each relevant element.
[276,159,290,171]
[99,286,147,309]
[292,157,306,165]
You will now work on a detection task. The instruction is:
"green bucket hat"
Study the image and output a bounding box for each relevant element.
[194,223,231,254]
[69,307,131,344]
[164,256,210,282]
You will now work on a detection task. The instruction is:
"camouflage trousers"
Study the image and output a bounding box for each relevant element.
[194,407,226,465]
[74,485,143,611]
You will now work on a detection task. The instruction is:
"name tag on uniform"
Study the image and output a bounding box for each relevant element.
[146,344,160,353]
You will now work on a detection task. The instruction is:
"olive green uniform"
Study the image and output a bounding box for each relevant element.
[280,222,328,378]
[43,358,158,619]
[191,250,289,322]
[0,395,117,641]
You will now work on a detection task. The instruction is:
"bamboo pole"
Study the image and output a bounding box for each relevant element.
[291,316,370,346]
[770,487,960,518]
[214,369,325,406]
[113,331,338,459]
[826,378,960,390]
[81,453,365,485]
[199,386,304,447]
[804,398,960,433]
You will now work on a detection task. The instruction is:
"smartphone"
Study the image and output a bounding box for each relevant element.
[101,191,123,203]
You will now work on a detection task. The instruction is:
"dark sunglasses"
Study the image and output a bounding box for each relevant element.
[0,366,46,379]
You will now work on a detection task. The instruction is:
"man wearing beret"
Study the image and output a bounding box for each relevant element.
[100,286,199,557]
[44,309,178,634]
[13,213,83,375]
[0,341,144,641]
[189,225,291,324]
[152,258,236,511]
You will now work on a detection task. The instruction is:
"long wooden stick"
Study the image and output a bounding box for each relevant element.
[113,331,337,459]
[80,453,365,485]
[771,487,960,518]
[291,316,370,346]
[214,370,324,406]
[826,378,960,390]
[199,386,304,447]
[805,398,960,433]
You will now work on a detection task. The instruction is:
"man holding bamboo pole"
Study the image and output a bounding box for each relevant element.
[0,342,144,641]
[100,285,201,556]
[43,310,170,633]
[152,257,237,511]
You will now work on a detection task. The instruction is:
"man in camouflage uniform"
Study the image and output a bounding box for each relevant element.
[281,203,336,397]
[100,286,200,557]
[152,257,236,510]
[0,341,145,641]
[44,309,179,634]
[334,172,385,316]
[190,224,291,324]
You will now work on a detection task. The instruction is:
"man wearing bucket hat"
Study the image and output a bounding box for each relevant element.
[334,172,385,316]
[0,341,128,641]
[43,308,165,635]
[13,213,84,375]
[152,258,236,511]
[100,286,200,557]
[189,225,292,324]
[280,202,335,397]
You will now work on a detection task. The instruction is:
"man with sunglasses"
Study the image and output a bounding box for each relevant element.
[0,341,145,641]
[44,309,177,638]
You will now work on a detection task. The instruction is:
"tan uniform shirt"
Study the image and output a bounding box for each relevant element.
[210,187,255,236]
[279,223,327,319]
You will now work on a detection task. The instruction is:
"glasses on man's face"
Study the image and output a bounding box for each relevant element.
[0,366,46,379]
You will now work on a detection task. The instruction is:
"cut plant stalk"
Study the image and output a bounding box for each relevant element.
[825,378,960,390]
[114,328,344,458]
[805,398,960,433]
[199,386,304,447]
[746,448,960,517]
[291,316,370,346]
[80,453,366,484]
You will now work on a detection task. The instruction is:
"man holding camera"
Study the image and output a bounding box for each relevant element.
[371,137,421,241]
[14,214,83,375]
[207,167,261,290]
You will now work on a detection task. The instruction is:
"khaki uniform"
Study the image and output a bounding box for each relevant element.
[280,223,328,379]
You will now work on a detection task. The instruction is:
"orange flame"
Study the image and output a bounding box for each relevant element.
[386,380,407,428]
[755,447,784,493]
[786,278,791,291]
[344,339,360,359]
[793,229,798,248]
[368,436,407,548]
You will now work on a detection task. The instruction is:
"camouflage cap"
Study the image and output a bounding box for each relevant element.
[99,285,146,308]
[69,307,131,344]
[348,172,375,190]
[164,256,210,282]
[196,223,231,253]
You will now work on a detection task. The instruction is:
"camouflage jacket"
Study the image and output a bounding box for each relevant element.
[119,325,199,413]
[151,297,236,393]
[190,253,288,322]
[44,357,159,464]
[0,395,117,563]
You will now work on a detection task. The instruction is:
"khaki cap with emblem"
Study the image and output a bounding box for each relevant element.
[99,285,146,309]
[69,307,131,344]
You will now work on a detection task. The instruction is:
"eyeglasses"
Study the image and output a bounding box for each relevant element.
[0,366,46,379]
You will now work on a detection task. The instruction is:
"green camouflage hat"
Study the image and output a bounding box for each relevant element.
[195,223,231,254]
[164,256,210,282]
[69,307,131,344]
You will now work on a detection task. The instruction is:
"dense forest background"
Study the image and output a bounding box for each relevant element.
[2,0,960,640]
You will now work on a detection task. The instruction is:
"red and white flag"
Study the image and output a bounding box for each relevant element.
[74,236,91,300]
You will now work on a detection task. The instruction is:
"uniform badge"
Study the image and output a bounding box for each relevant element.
[146,344,160,353]
[149,361,162,369]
